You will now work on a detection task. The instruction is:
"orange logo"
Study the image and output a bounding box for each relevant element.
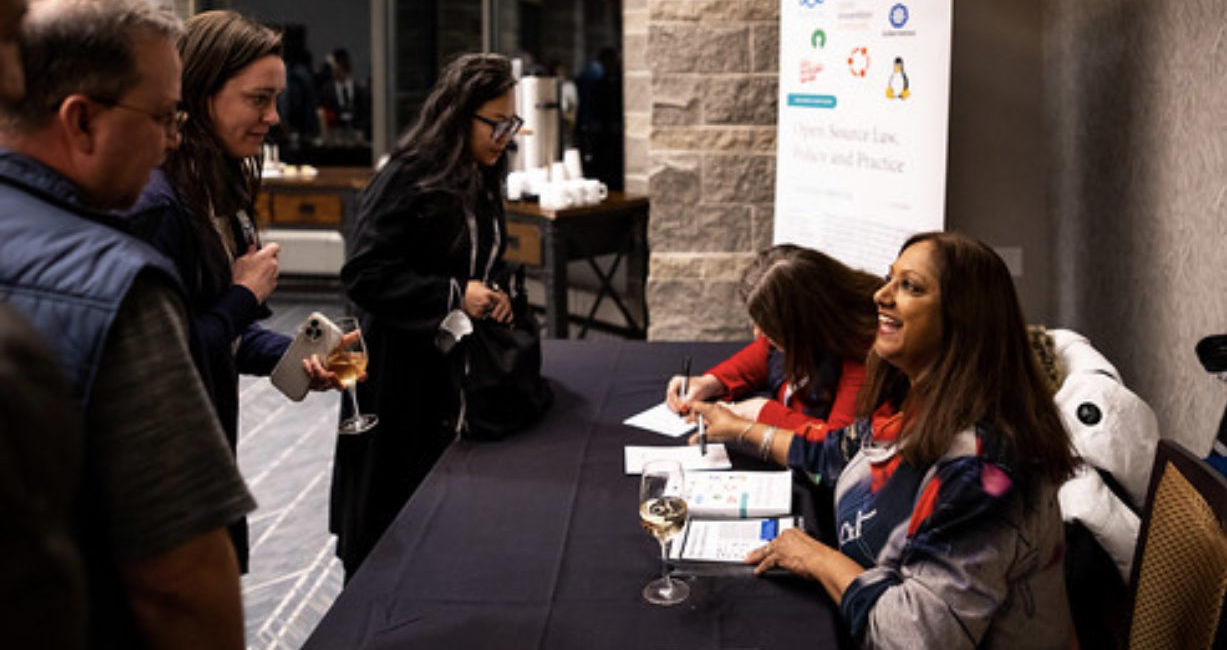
[847,46,870,77]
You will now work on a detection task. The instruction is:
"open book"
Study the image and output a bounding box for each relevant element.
[684,470,793,519]
[668,516,801,565]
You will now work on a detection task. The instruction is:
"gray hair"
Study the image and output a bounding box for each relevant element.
[0,0,183,131]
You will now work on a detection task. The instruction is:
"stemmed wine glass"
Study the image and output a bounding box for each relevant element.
[328,316,378,434]
[639,459,690,605]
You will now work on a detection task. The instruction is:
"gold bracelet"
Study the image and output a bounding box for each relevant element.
[736,421,755,445]
[759,426,777,461]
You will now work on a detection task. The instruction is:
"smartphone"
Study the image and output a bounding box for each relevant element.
[270,312,344,401]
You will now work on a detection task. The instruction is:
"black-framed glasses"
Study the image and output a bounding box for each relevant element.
[473,113,524,140]
[90,96,189,137]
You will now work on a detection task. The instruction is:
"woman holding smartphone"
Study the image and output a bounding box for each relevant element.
[123,11,337,572]
[334,53,519,578]
[690,232,1076,647]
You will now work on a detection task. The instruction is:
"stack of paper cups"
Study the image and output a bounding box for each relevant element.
[563,148,582,181]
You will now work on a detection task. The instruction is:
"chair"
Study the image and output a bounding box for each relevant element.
[1127,439,1227,649]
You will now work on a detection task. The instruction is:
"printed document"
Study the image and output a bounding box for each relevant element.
[685,470,793,518]
[624,444,731,474]
[669,517,800,562]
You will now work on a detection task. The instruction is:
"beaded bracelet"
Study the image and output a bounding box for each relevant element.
[759,426,777,461]
[736,421,755,445]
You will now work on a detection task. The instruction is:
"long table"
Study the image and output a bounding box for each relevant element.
[305,340,849,649]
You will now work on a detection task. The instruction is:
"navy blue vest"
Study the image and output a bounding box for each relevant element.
[0,149,181,405]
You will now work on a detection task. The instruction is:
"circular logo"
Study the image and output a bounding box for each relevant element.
[847,46,870,78]
[800,0,824,8]
[889,3,909,29]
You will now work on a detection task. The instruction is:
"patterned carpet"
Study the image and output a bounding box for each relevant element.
[238,294,346,650]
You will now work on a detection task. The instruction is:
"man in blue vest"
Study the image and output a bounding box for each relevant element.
[0,1,254,647]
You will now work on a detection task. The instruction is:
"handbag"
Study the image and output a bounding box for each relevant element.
[458,263,553,440]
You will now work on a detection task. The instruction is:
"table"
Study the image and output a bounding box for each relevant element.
[305,341,850,650]
[503,193,649,339]
[255,166,373,230]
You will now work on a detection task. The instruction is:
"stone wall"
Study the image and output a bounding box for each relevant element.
[625,0,780,340]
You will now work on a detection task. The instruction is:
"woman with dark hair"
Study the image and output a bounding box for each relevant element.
[666,244,879,441]
[124,10,337,572]
[691,232,1076,647]
[333,52,520,577]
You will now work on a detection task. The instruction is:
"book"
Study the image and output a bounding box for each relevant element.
[668,516,801,563]
[684,470,793,519]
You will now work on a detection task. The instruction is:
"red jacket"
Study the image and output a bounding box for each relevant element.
[706,336,866,442]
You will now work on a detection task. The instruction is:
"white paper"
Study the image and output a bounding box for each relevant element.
[669,517,799,562]
[622,401,695,437]
[624,444,731,474]
[684,471,793,519]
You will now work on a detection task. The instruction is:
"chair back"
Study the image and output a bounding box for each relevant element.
[1128,439,1227,649]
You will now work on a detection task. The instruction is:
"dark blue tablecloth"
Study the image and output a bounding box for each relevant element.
[305,340,850,649]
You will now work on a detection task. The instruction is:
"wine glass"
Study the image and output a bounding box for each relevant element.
[329,316,378,434]
[639,459,690,605]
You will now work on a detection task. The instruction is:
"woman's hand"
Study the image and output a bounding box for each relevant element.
[745,528,828,580]
[665,373,723,414]
[464,280,513,323]
[685,400,752,445]
[232,243,281,303]
[724,397,768,421]
[302,331,364,392]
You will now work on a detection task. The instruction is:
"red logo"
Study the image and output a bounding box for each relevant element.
[847,46,870,77]
[800,60,825,83]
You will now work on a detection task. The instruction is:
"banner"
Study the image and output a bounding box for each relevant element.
[774,0,952,275]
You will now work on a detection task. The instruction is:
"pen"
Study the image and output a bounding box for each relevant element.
[698,411,707,457]
[680,355,692,412]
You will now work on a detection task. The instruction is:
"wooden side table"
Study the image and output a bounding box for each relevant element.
[256,166,373,233]
[504,192,649,339]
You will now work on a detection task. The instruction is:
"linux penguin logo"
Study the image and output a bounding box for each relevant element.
[886,56,910,99]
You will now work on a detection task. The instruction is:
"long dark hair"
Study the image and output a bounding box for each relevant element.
[855,232,1075,484]
[391,53,515,207]
[162,11,282,284]
[741,244,879,385]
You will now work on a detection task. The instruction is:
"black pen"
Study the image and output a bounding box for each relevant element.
[698,411,707,457]
[681,355,691,407]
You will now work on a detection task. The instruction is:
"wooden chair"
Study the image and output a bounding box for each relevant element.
[1127,439,1227,649]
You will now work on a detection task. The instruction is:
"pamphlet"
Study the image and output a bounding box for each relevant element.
[624,444,732,474]
[669,516,801,562]
[622,401,695,437]
[684,470,793,519]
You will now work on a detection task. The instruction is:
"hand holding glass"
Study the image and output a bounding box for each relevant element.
[639,459,690,605]
[329,317,378,434]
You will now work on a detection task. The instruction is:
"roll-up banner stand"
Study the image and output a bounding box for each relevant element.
[774,1,952,275]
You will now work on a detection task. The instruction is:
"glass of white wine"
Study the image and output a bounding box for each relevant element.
[329,316,378,435]
[639,458,689,605]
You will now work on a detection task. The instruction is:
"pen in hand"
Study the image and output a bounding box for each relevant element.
[680,355,692,412]
[698,411,707,457]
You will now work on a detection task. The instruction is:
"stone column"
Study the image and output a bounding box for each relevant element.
[626,0,779,340]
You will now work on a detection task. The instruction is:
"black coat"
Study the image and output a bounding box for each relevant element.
[332,153,505,576]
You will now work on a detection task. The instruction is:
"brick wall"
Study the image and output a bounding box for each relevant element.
[625,0,779,340]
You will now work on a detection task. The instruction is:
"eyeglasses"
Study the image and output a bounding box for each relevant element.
[90,96,189,137]
[473,113,524,141]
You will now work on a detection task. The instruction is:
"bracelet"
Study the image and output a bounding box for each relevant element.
[759,426,777,461]
[736,421,755,445]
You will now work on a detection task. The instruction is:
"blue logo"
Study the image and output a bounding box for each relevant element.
[800,0,824,8]
[889,3,909,28]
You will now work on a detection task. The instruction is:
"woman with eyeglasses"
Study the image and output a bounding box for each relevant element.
[121,11,340,572]
[332,52,520,578]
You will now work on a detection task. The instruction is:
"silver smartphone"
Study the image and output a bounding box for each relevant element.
[270,312,343,401]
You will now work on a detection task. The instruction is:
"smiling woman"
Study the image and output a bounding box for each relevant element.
[116,10,343,574]
[689,232,1078,648]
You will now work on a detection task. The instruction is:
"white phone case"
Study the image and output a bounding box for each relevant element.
[270,312,344,401]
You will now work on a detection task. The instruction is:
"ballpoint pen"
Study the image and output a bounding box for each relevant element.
[680,355,691,410]
[698,410,707,457]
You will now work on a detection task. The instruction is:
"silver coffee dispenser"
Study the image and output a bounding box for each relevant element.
[508,74,560,174]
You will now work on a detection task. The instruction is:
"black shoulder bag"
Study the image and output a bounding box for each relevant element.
[459,263,554,440]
